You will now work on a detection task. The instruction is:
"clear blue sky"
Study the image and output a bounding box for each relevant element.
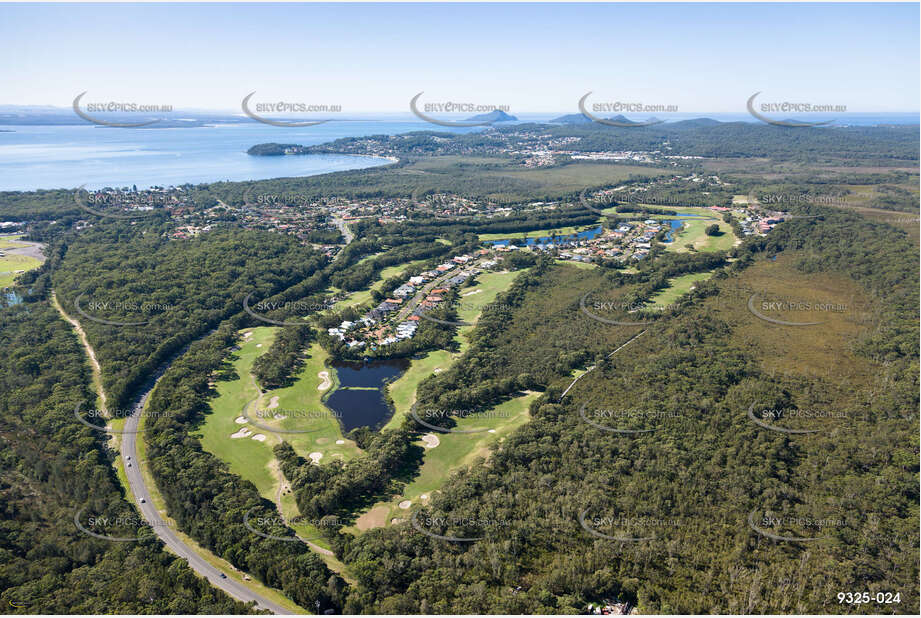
[0,2,917,113]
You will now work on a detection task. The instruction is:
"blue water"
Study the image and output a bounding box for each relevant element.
[0,122,481,191]
[325,358,409,432]
[488,225,603,247]
[663,219,685,242]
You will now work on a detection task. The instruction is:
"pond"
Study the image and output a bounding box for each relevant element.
[325,358,410,432]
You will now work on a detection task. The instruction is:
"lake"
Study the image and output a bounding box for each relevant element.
[325,358,409,433]
[0,121,478,191]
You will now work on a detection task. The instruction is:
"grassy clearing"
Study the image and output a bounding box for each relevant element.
[0,234,24,249]
[478,223,600,241]
[666,218,735,252]
[0,253,42,287]
[555,259,597,270]
[647,271,715,308]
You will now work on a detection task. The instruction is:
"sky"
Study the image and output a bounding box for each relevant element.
[0,2,918,114]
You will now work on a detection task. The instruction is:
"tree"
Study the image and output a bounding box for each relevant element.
[705,223,720,236]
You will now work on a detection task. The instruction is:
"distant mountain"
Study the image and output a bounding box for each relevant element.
[550,113,592,124]
[466,109,517,122]
[669,117,723,128]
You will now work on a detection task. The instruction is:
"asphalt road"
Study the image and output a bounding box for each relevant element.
[122,375,294,615]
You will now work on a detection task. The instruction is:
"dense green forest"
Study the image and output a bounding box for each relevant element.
[0,279,254,614]
[0,118,917,615]
[316,208,918,614]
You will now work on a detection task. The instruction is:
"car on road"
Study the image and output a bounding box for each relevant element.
[139,498,146,503]
[219,573,227,579]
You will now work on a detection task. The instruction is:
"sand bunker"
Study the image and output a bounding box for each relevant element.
[421,433,440,449]
[335,439,345,445]
[420,493,430,502]
[266,396,280,410]
[317,370,331,390]
[255,343,263,348]
[309,452,323,464]
[391,518,406,525]
[231,427,252,439]
[488,429,496,434]
[398,500,412,510]
[234,416,247,424]
[463,289,483,296]
[242,331,253,339]
[251,434,266,442]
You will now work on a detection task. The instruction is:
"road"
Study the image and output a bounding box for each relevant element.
[53,294,295,614]
[331,216,354,244]
[122,376,293,614]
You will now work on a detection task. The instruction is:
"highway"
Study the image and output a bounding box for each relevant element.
[53,291,296,614]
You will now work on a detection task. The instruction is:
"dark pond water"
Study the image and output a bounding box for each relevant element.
[325,358,409,432]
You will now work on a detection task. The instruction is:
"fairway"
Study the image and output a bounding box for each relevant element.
[478,223,600,241]
[647,270,715,308]
[665,217,735,252]
[355,393,538,531]
[198,330,359,504]
[0,252,42,287]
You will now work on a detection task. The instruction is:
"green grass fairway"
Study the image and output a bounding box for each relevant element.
[353,393,538,531]
[478,223,600,242]
[666,218,735,253]
[0,253,42,287]
[647,271,715,308]
[555,259,597,270]
[0,235,24,249]
[198,330,358,503]
[197,327,279,499]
